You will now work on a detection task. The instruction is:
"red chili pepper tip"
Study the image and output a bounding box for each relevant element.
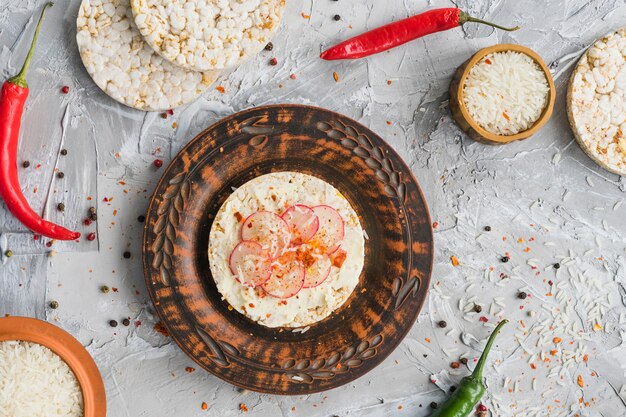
[153,159,164,168]
[61,85,69,94]
[87,232,96,241]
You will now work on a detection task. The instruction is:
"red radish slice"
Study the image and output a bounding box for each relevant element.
[303,255,332,288]
[262,259,306,298]
[241,211,291,258]
[281,204,319,243]
[228,241,272,287]
[312,205,345,253]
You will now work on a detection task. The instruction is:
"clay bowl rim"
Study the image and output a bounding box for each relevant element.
[455,43,556,144]
[0,316,106,417]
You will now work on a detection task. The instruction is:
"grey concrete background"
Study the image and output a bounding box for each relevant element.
[0,0,625,416]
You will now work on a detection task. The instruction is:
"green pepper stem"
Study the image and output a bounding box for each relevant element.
[472,319,508,380]
[459,11,520,32]
[8,2,54,88]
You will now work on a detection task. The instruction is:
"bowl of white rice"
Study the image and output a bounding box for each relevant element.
[0,317,106,417]
[449,44,556,144]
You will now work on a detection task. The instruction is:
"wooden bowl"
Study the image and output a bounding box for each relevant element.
[142,104,434,395]
[449,44,556,144]
[0,317,106,417]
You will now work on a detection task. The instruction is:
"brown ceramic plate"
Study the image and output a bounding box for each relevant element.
[0,316,106,416]
[142,104,433,394]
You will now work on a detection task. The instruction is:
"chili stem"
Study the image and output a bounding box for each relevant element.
[460,11,520,32]
[472,319,508,380]
[8,2,54,88]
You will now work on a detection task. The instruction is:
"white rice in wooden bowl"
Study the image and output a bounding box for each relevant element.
[0,341,83,417]
[463,51,550,136]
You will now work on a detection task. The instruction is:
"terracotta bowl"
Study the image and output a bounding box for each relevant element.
[449,43,556,144]
[0,317,106,417]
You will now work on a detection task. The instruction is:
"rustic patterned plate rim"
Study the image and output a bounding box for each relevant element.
[142,104,434,395]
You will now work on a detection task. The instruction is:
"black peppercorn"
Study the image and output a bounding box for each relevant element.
[430,402,438,409]
[89,213,98,221]
[553,263,560,269]
[473,304,482,313]
[22,161,30,168]
[49,300,59,309]
[460,357,468,365]
[484,226,491,231]
[60,149,68,155]
[109,320,118,327]
[518,292,528,300]
[333,14,341,20]
[501,256,509,263]
[137,215,146,223]
[89,207,97,214]
[57,203,65,212]
[123,251,131,259]
[56,171,64,179]
[438,320,447,328]
[122,318,130,326]
[101,285,110,294]
[264,42,273,51]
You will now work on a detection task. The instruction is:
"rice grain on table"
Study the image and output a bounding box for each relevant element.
[0,341,83,417]
[463,51,550,135]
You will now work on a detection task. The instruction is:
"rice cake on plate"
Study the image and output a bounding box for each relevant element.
[208,172,365,328]
[567,27,626,175]
[76,0,219,111]
[130,0,286,71]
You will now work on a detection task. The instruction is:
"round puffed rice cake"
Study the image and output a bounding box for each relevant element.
[76,0,219,111]
[130,0,286,71]
[567,27,626,175]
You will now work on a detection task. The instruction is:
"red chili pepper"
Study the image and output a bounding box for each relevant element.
[320,8,519,60]
[0,3,80,241]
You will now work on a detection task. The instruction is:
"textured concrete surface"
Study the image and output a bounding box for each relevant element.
[1,0,625,416]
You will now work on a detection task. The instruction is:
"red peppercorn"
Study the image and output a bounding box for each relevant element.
[87,232,96,241]
[269,57,278,66]
[33,234,40,241]
[450,361,460,369]
[153,159,163,168]
[84,218,92,226]
[167,109,174,115]
[477,403,488,412]
[479,316,489,323]
[61,86,69,94]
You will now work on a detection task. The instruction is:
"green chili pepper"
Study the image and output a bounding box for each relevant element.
[430,319,508,417]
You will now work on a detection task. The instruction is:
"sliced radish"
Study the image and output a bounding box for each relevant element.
[228,241,272,287]
[312,205,345,253]
[303,255,332,288]
[241,211,291,258]
[281,204,319,244]
[262,259,306,298]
